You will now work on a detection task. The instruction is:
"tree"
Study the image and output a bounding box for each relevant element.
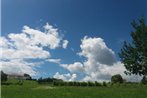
[119,17,147,76]
[102,81,107,87]
[1,71,8,82]
[95,81,101,86]
[141,76,147,85]
[24,73,32,80]
[111,74,123,83]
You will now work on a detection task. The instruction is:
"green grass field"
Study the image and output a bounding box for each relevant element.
[1,80,147,98]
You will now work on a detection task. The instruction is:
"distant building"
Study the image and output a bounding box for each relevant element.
[7,73,31,80]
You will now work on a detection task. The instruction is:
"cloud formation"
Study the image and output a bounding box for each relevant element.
[0,23,66,76]
[79,36,116,65]
[62,40,69,49]
[60,36,141,82]
[60,62,84,73]
[53,72,77,81]
[1,24,142,82]
[46,59,61,64]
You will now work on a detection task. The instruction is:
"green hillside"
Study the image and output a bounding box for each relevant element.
[1,80,147,98]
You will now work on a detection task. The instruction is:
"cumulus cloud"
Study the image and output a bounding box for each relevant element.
[22,24,61,49]
[46,59,61,64]
[1,59,37,76]
[53,72,77,81]
[79,36,116,65]
[59,36,141,82]
[60,62,84,73]
[62,40,69,49]
[83,62,126,82]
[0,23,65,76]
[60,36,118,81]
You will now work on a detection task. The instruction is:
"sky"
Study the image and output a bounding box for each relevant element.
[1,0,147,82]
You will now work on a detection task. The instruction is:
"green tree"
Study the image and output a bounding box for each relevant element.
[95,81,101,86]
[102,81,107,87]
[111,74,123,83]
[24,73,32,80]
[141,76,147,85]
[119,17,147,77]
[1,71,8,82]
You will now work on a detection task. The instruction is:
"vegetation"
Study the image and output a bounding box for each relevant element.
[1,71,8,82]
[37,77,62,84]
[119,17,147,77]
[103,81,107,87]
[37,77,102,87]
[111,74,123,84]
[141,76,147,85]
[2,80,147,98]
[24,73,32,80]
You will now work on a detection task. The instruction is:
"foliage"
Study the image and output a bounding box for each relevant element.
[111,74,123,83]
[37,77,62,84]
[119,17,147,76]
[37,77,103,87]
[103,81,107,87]
[87,81,95,86]
[2,80,147,98]
[1,71,8,82]
[24,73,32,80]
[141,76,147,85]
[95,81,102,86]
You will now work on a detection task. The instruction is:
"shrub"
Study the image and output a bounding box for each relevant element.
[111,74,123,83]
[95,81,101,86]
[81,82,88,86]
[141,76,147,85]
[1,71,8,82]
[88,81,95,86]
[53,81,59,86]
[68,81,74,86]
[103,81,107,87]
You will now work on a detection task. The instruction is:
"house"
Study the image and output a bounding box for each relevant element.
[7,73,31,80]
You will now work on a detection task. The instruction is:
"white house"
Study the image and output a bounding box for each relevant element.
[7,73,31,80]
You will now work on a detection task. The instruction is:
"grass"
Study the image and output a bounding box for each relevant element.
[1,80,147,98]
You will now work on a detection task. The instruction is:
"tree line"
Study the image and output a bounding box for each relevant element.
[37,74,147,86]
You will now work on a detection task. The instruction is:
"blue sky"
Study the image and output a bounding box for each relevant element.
[1,0,147,81]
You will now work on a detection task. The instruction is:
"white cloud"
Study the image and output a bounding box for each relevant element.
[59,36,142,82]
[0,37,11,48]
[46,59,61,64]
[22,24,61,49]
[62,40,69,49]
[0,23,66,76]
[60,36,118,81]
[2,46,50,60]
[83,62,125,82]
[60,62,84,73]
[79,36,116,65]
[1,59,37,76]
[69,74,77,81]
[53,72,77,81]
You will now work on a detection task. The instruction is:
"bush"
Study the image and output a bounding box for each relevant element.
[111,74,123,84]
[81,82,88,86]
[1,71,8,82]
[67,82,72,86]
[141,76,147,85]
[103,81,107,87]
[53,81,58,86]
[24,73,32,80]
[88,81,95,86]
[38,77,63,84]
[95,81,101,86]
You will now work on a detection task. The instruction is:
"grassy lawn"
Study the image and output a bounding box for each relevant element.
[1,80,147,98]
